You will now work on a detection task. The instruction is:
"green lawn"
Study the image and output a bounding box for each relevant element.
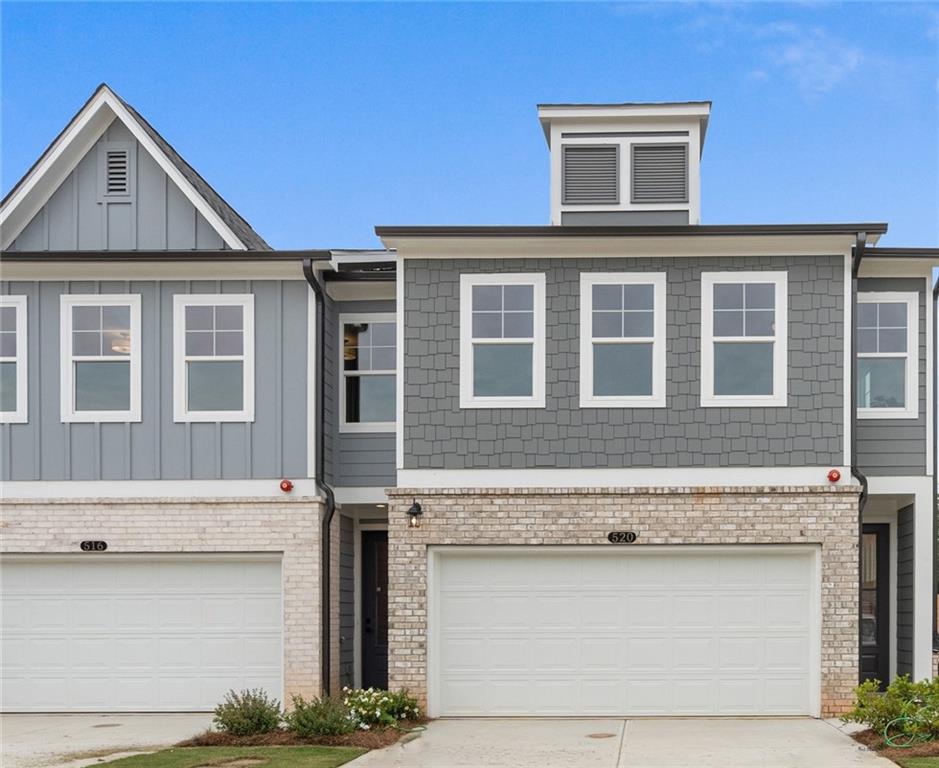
[102,746,366,768]
[895,759,939,768]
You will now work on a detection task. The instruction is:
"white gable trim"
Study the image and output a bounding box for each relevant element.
[1,86,248,251]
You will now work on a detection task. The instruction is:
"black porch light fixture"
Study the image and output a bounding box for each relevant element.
[407,500,423,529]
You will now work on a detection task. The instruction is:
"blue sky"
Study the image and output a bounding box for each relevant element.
[3,2,937,250]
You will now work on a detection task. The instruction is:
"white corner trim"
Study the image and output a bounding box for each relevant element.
[459,272,547,409]
[700,271,788,408]
[396,258,405,470]
[396,466,853,490]
[0,478,321,499]
[579,272,666,408]
[172,294,255,423]
[59,294,142,423]
[0,295,28,423]
[857,291,919,420]
[926,277,934,475]
[338,312,396,433]
[843,255,852,467]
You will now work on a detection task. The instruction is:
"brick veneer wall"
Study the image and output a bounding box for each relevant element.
[386,485,860,718]
[0,496,324,701]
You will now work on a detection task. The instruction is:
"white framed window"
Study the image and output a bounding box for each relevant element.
[459,273,546,409]
[579,272,666,408]
[60,294,141,422]
[339,312,396,432]
[857,292,918,419]
[0,296,28,423]
[700,271,788,408]
[173,294,254,422]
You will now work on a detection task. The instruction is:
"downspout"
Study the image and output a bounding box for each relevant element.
[303,257,337,697]
[851,232,869,683]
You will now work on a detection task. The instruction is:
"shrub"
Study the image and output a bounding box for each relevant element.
[213,688,282,736]
[284,694,356,737]
[842,675,939,737]
[342,687,421,728]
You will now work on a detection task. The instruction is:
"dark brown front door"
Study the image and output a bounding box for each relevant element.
[860,524,890,688]
[361,531,388,689]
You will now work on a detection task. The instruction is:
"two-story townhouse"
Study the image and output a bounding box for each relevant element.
[1,88,937,721]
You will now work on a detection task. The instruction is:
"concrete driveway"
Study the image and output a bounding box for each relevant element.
[347,717,896,767]
[1,714,213,768]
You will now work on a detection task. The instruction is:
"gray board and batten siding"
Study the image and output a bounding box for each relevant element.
[323,297,396,488]
[855,278,927,477]
[7,120,228,252]
[402,255,845,470]
[0,279,308,481]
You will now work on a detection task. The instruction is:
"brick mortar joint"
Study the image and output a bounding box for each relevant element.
[387,485,860,497]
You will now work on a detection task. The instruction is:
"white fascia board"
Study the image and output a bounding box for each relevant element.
[333,486,390,504]
[396,466,855,490]
[858,260,937,277]
[0,262,305,281]
[0,478,322,499]
[538,103,711,122]
[1,86,248,251]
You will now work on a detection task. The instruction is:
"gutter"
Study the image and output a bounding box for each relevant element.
[0,249,331,262]
[851,232,870,684]
[302,256,338,696]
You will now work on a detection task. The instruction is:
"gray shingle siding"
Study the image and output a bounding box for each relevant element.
[856,278,927,477]
[403,255,844,470]
[896,504,915,677]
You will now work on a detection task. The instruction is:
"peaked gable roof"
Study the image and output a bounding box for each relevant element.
[1,83,270,251]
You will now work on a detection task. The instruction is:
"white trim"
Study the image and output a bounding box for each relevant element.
[0,86,248,250]
[0,295,28,423]
[338,312,396,433]
[912,480,933,680]
[60,294,141,423]
[579,272,666,408]
[396,466,853,489]
[925,277,933,474]
[426,544,822,719]
[459,272,546,409]
[173,294,255,423]
[326,282,396,302]
[307,287,317,480]
[0,478,322,499]
[844,255,852,467]
[700,271,788,408]
[0,263,306,282]
[332,486,389,505]
[858,260,937,278]
[856,292,918,420]
[396,258,405,470]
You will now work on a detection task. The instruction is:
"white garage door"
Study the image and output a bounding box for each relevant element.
[431,546,818,717]
[1,555,282,712]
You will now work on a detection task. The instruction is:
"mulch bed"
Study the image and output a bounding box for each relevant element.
[178,721,428,751]
[853,728,939,762]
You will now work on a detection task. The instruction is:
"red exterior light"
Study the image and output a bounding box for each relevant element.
[280,479,294,493]
[827,469,841,484]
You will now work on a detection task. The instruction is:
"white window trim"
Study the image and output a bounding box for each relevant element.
[857,291,919,420]
[60,294,142,423]
[0,295,28,424]
[339,312,396,433]
[173,294,255,423]
[579,272,666,408]
[700,271,788,408]
[459,273,546,409]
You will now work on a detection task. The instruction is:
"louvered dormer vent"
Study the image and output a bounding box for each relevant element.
[562,145,618,205]
[106,149,130,195]
[631,144,688,204]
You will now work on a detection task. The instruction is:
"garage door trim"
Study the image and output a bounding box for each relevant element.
[427,545,822,718]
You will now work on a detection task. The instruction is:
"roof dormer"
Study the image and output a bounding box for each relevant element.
[538,101,710,226]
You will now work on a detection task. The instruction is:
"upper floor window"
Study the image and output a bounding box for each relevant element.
[857,292,918,419]
[0,296,28,423]
[173,295,254,422]
[700,272,788,408]
[340,313,396,432]
[459,273,546,408]
[60,294,141,422]
[579,273,666,407]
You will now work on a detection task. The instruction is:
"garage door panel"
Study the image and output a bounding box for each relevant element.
[433,548,816,717]
[0,557,283,712]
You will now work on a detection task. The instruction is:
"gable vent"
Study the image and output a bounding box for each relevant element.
[631,144,688,204]
[562,145,618,205]
[105,149,129,195]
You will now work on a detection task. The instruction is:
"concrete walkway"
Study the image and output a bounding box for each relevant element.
[347,717,896,767]
[1,713,213,768]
